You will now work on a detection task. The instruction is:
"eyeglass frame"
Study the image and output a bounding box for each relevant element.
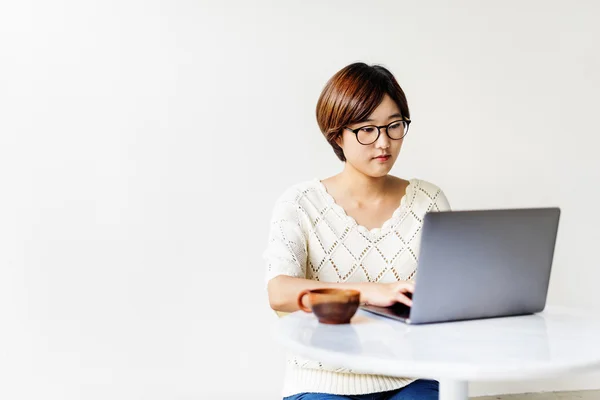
[344,119,411,145]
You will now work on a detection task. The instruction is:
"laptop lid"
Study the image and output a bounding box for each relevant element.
[406,207,560,324]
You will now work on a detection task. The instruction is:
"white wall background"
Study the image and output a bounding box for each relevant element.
[1,1,599,399]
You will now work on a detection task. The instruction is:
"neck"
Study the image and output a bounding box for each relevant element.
[337,162,391,202]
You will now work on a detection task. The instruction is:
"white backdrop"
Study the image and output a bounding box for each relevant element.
[1,1,599,399]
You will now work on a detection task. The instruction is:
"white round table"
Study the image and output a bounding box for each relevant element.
[273,306,600,400]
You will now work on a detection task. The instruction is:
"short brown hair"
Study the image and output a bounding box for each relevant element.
[316,63,410,162]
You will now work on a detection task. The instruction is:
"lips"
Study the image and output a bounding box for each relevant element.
[373,155,391,160]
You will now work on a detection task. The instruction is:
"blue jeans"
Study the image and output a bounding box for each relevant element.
[283,379,439,400]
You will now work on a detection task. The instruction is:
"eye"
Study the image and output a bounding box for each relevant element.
[388,122,402,130]
[359,126,377,134]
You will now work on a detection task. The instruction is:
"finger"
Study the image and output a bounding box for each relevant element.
[396,292,413,307]
[396,281,415,293]
[403,282,415,293]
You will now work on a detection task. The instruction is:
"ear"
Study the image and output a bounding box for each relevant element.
[335,135,343,149]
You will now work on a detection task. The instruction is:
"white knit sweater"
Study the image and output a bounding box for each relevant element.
[264,178,451,397]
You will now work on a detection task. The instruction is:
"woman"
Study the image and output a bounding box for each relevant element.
[264,62,450,400]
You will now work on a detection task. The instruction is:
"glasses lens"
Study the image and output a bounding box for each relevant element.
[387,121,407,139]
[357,126,379,144]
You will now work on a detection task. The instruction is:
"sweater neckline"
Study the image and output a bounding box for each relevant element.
[313,178,416,236]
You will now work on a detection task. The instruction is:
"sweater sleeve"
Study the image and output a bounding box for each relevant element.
[432,188,451,212]
[417,179,451,213]
[263,194,308,286]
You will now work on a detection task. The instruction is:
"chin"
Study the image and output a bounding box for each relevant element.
[361,167,391,178]
[370,171,391,178]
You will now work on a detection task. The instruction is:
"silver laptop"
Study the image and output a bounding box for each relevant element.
[361,207,561,324]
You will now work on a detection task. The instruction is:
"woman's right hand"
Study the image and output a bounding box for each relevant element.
[359,281,414,308]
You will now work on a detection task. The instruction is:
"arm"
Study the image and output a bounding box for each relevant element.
[268,275,414,313]
[263,191,413,313]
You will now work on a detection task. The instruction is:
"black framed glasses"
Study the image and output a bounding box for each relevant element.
[344,119,411,145]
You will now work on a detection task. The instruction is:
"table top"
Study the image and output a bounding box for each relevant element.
[273,306,600,381]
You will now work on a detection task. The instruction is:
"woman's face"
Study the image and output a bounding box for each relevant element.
[336,94,405,178]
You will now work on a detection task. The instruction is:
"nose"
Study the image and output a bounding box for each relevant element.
[374,127,391,149]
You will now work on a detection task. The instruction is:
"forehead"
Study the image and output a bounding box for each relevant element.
[368,95,401,119]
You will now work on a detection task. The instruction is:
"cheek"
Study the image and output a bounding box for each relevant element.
[392,140,404,154]
[339,134,363,159]
[343,141,368,161]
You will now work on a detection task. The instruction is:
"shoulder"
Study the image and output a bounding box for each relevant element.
[410,178,445,197]
[274,179,321,204]
[270,179,326,220]
[407,178,451,212]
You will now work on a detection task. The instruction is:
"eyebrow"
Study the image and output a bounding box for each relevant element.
[359,113,404,123]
